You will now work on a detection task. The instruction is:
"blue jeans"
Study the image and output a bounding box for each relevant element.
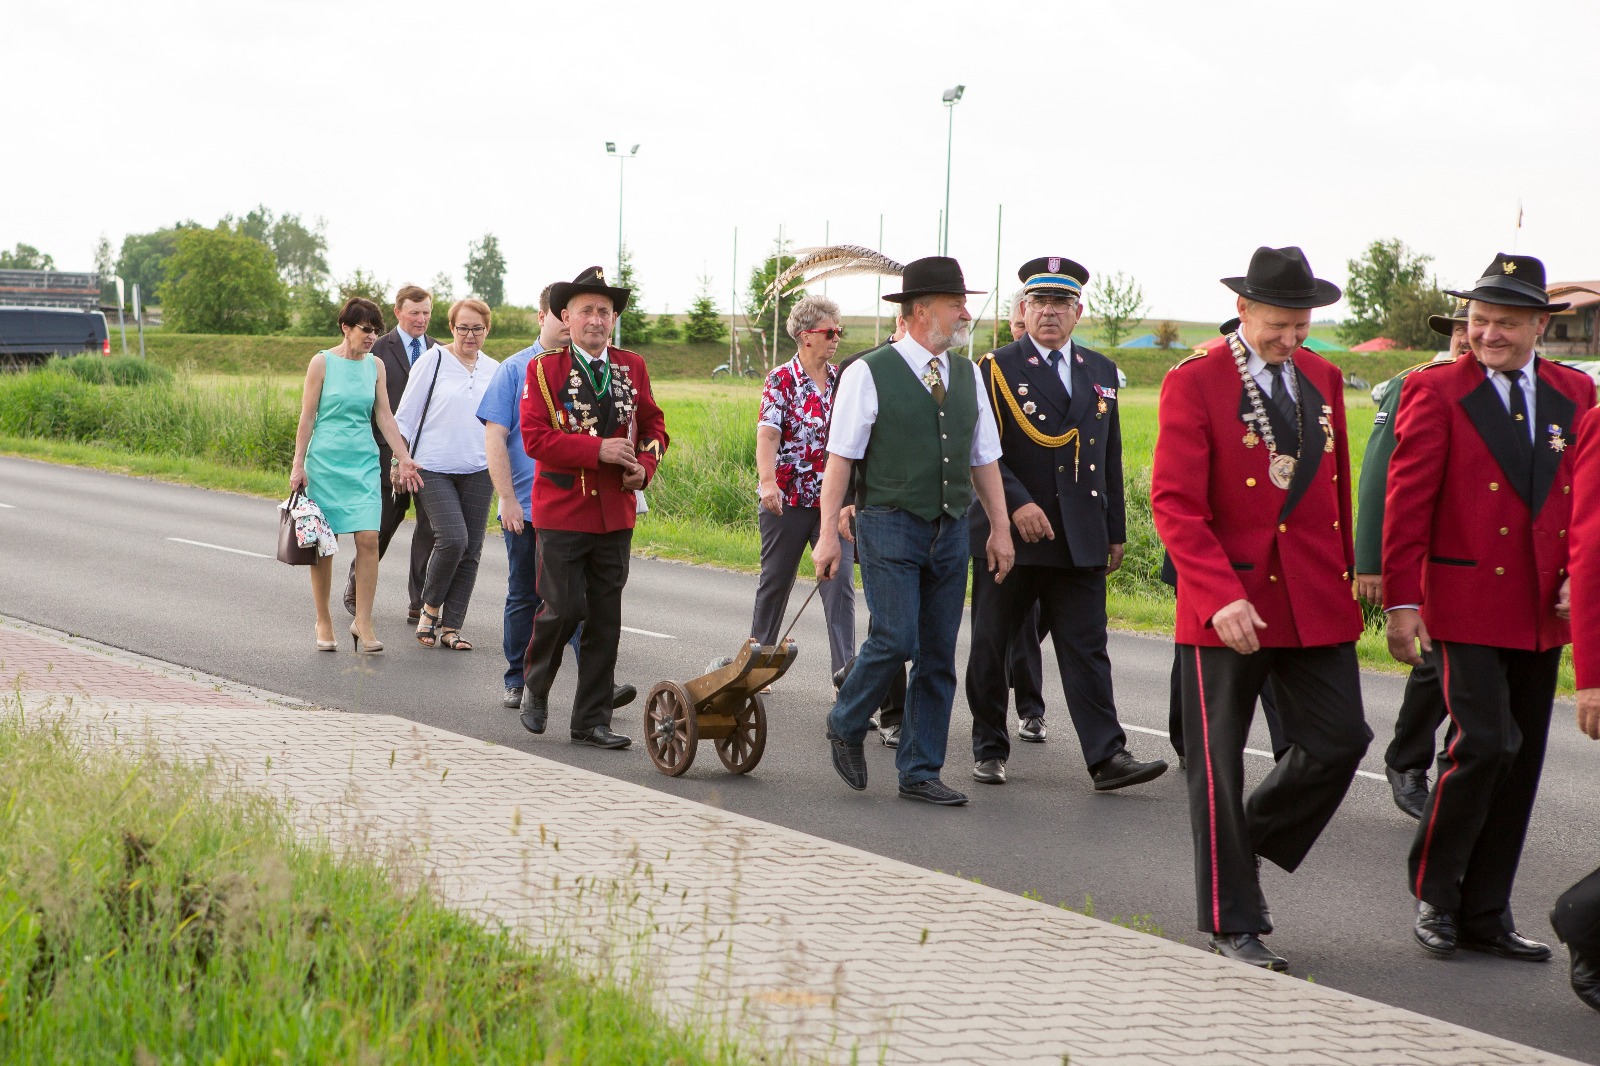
[502,522,578,687]
[827,506,969,786]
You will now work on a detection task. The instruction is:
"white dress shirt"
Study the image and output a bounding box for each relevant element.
[827,334,1003,466]
[1486,358,1537,443]
[1027,335,1077,396]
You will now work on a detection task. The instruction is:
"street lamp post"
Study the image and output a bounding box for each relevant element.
[940,85,964,256]
[605,141,639,346]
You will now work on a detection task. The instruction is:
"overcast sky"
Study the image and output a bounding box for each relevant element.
[13,0,1600,324]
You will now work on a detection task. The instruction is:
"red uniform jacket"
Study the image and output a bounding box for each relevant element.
[1151,339,1361,648]
[1567,407,1600,686]
[519,345,669,535]
[1382,353,1592,652]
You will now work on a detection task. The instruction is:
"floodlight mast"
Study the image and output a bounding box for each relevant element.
[605,142,641,344]
[941,85,964,255]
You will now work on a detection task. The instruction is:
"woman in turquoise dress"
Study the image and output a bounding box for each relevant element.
[291,298,422,653]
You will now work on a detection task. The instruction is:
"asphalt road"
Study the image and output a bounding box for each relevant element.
[3,455,1597,1060]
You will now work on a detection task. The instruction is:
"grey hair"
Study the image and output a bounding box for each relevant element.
[903,294,937,319]
[1010,288,1028,314]
[786,293,843,340]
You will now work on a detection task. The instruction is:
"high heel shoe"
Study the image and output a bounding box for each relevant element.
[316,631,338,652]
[350,624,384,654]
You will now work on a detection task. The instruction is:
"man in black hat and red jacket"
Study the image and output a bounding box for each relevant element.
[518,266,669,749]
[1384,253,1591,961]
[965,256,1167,791]
[1152,246,1372,972]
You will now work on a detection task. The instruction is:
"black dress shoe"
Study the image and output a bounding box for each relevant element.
[1090,749,1168,791]
[1570,948,1600,1012]
[1459,930,1552,962]
[1209,933,1288,971]
[1018,716,1047,743]
[832,662,851,693]
[611,683,637,709]
[503,686,524,710]
[1414,901,1458,956]
[879,723,901,748]
[571,725,631,749]
[972,758,1006,784]
[519,692,548,735]
[1386,766,1429,820]
[898,778,969,806]
[826,727,867,790]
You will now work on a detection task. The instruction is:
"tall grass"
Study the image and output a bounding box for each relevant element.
[0,707,746,1062]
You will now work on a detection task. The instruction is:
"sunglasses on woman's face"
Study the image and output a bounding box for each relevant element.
[801,327,845,341]
[354,324,380,334]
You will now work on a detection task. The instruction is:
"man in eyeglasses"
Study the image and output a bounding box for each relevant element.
[347,284,439,621]
[965,258,1166,791]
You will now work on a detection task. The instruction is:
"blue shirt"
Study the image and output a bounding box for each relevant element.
[476,340,543,521]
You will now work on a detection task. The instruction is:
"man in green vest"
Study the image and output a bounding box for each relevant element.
[814,257,1015,806]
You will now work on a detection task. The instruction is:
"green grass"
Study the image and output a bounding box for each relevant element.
[0,706,748,1063]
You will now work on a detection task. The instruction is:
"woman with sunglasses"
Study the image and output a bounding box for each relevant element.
[394,298,501,651]
[749,294,856,678]
[291,297,423,653]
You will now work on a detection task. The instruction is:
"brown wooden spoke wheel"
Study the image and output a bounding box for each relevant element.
[714,693,767,774]
[645,681,697,776]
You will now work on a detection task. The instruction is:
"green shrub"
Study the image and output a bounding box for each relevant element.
[54,355,173,387]
[648,399,758,529]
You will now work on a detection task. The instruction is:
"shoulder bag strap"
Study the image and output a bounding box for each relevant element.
[407,349,445,458]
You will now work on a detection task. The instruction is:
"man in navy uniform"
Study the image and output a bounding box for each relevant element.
[965,257,1167,790]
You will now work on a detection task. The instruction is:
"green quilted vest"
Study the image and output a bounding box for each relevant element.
[858,344,977,522]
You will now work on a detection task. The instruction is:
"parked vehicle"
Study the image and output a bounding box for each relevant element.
[0,306,111,368]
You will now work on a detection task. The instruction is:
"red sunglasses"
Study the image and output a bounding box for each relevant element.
[801,327,845,340]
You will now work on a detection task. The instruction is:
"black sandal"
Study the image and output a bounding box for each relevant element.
[438,629,474,651]
[415,607,440,648]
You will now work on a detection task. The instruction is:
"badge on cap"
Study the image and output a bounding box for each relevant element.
[1048,257,1061,272]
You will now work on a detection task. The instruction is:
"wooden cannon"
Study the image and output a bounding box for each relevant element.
[643,636,797,777]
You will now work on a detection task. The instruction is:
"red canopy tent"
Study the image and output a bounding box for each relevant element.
[1350,337,1397,352]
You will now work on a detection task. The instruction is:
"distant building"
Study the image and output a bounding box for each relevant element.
[1545,282,1600,357]
[0,269,101,311]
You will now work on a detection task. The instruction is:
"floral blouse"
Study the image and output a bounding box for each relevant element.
[757,356,839,509]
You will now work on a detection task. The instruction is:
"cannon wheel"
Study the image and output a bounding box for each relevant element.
[714,694,767,774]
[645,681,698,776]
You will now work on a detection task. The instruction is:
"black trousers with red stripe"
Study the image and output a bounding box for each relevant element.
[1179,642,1370,934]
[1408,641,1559,936]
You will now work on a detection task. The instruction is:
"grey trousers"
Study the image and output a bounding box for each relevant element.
[751,505,856,674]
[415,468,493,630]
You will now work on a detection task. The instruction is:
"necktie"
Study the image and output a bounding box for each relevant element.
[1048,349,1069,397]
[1502,370,1532,443]
[409,336,422,365]
[1265,362,1300,453]
[923,358,946,405]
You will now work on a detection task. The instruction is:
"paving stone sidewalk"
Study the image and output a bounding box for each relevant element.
[0,616,1585,1066]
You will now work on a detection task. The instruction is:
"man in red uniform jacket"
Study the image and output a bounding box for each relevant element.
[1384,253,1590,961]
[518,266,669,749]
[1152,246,1370,973]
[1552,404,1600,1013]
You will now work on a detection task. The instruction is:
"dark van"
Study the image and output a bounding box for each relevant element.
[0,306,111,367]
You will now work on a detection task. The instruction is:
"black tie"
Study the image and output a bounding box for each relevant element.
[1265,362,1299,451]
[1502,371,1534,485]
[1048,349,1069,397]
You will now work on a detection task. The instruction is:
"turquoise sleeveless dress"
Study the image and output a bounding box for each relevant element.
[305,351,381,533]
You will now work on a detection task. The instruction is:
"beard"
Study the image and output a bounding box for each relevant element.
[930,320,972,352]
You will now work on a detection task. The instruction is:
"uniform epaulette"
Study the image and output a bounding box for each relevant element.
[532,346,562,361]
[1399,358,1440,375]
[1171,350,1207,372]
[980,350,996,362]
[1408,358,1453,374]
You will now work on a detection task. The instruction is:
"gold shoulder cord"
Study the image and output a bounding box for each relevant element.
[535,350,587,496]
[989,361,1081,480]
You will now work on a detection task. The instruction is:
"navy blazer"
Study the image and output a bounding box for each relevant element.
[370,327,438,484]
[967,337,1126,568]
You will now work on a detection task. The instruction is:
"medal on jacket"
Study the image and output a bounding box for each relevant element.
[1549,424,1567,452]
[1227,331,1299,490]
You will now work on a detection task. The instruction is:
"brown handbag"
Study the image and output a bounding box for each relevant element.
[277,491,318,566]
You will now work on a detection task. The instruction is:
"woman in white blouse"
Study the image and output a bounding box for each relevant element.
[394,298,501,650]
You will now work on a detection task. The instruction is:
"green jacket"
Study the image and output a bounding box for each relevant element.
[1354,361,1439,573]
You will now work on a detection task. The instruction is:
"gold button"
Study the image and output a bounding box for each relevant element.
[1490,482,1500,491]
[1269,574,1279,582]
[1560,529,1567,538]
[1564,485,1571,494]
[1342,571,1350,580]
[1247,477,1257,487]
[1058,466,1065,473]
[1278,523,1287,533]
[1332,474,1338,482]
[1500,527,1509,535]
[591,490,598,496]
[1332,520,1340,530]
[1089,438,1096,445]
[1495,567,1505,575]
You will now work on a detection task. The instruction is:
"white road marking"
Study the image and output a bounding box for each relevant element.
[166,537,273,559]
[1124,723,1385,781]
[0,503,15,508]
[621,625,676,639]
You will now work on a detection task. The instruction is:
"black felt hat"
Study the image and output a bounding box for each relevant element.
[882,256,985,303]
[1428,297,1471,338]
[1222,246,1342,309]
[550,265,631,315]
[1446,254,1570,313]
[1218,317,1241,335]
[1017,256,1090,295]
